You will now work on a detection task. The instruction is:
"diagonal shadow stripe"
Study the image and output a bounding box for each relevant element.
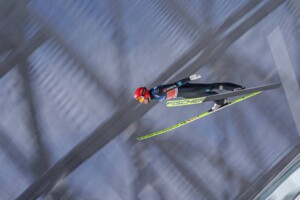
[0,30,48,77]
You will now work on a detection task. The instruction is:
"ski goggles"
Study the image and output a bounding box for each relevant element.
[136,96,144,103]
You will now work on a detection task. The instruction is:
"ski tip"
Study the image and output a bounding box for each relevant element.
[136,136,147,140]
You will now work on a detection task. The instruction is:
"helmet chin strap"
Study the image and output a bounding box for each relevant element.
[142,87,147,96]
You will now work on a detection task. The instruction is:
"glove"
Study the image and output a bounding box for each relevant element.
[189,74,201,81]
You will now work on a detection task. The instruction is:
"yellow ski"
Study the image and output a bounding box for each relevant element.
[137,92,261,140]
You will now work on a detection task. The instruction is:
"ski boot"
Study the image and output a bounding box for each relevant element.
[234,85,246,91]
[209,98,229,112]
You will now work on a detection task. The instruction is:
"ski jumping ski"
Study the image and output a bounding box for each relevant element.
[136,92,260,140]
[166,82,281,107]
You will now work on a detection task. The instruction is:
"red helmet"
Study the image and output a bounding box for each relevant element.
[134,87,150,103]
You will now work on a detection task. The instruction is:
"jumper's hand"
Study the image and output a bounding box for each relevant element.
[189,74,201,81]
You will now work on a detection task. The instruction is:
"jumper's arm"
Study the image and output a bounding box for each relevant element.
[165,74,201,92]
